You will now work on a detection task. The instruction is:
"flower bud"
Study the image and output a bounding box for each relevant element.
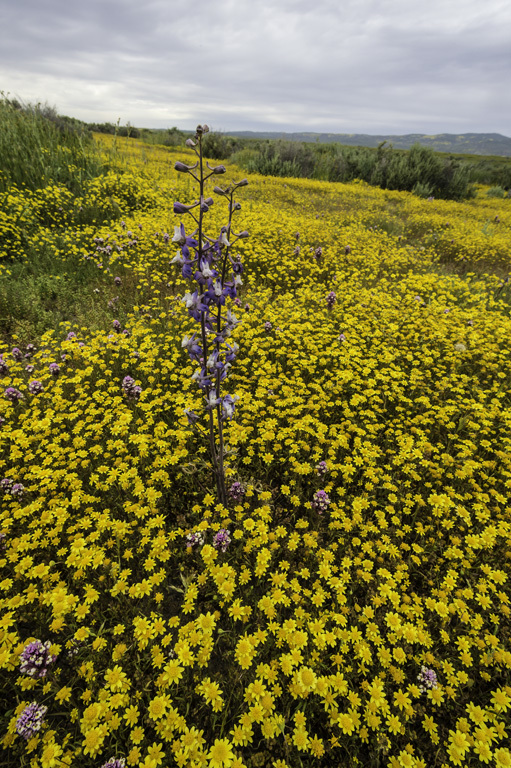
[174,160,198,173]
[235,179,249,187]
[213,186,226,196]
[185,138,196,147]
[213,165,226,174]
[235,230,249,239]
[204,197,214,206]
[173,201,198,214]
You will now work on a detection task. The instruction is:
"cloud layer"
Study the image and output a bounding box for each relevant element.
[1,0,510,134]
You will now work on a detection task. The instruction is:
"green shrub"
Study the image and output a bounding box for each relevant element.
[486,185,507,198]
[0,96,103,194]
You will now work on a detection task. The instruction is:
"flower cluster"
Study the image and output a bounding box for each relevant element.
[312,489,331,514]
[326,291,337,309]
[185,530,206,550]
[19,639,57,678]
[4,386,23,403]
[100,759,126,768]
[121,375,142,400]
[228,481,245,503]
[213,528,231,552]
[15,702,48,740]
[417,666,439,692]
[28,380,44,395]
[315,460,328,476]
[10,482,25,497]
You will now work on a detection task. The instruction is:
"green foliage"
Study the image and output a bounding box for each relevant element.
[233,139,474,200]
[486,185,507,198]
[0,96,104,194]
[201,131,243,159]
[138,126,187,146]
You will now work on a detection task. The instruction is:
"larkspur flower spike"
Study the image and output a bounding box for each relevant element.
[172,127,248,505]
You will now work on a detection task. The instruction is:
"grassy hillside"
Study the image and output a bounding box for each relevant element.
[1,127,511,768]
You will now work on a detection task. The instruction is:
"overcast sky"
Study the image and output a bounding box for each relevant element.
[1,0,510,135]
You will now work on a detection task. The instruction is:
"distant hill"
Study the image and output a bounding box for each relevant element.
[225,131,511,157]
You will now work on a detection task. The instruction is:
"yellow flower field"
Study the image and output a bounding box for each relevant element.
[1,135,511,768]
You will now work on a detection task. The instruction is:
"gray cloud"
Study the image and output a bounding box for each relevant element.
[1,0,510,134]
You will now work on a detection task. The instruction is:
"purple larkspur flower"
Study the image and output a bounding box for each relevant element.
[264,322,272,332]
[314,246,323,259]
[326,291,336,309]
[4,387,23,403]
[184,409,200,426]
[26,343,36,357]
[66,332,76,341]
[16,702,48,740]
[418,666,438,692]
[316,460,328,476]
[20,639,57,678]
[12,347,23,361]
[213,528,231,553]
[113,320,121,333]
[220,394,239,421]
[312,490,330,514]
[49,363,60,376]
[25,365,35,374]
[338,333,346,343]
[28,380,44,395]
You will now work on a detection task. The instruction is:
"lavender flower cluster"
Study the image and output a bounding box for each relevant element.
[185,530,206,550]
[312,490,331,514]
[16,702,48,740]
[228,481,245,504]
[326,291,337,309]
[213,528,231,552]
[1,478,25,497]
[28,380,44,395]
[315,460,328,476]
[122,375,142,400]
[417,665,438,692]
[19,639,57,678]
[4,386,23,403]
[100,759,126,768]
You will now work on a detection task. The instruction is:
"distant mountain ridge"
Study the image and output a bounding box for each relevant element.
[225,131,511,157]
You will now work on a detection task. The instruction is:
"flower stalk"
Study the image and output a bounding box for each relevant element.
[172,125,248,505]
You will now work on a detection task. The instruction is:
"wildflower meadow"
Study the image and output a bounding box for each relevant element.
[1,113,511,768]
